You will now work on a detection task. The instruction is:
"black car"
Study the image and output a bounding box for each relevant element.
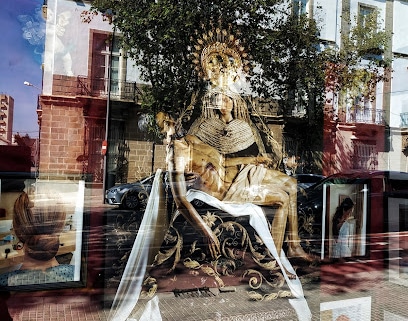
[105,174,156,210]
[105,172,198,210]
[295,173,326,191]
[106,171,325,210]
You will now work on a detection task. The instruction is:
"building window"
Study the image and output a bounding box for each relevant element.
[293,0,308,16]
[358,4,377,28]
[91,32,124,98]
[352,141,378,170]
[401,112,408,128]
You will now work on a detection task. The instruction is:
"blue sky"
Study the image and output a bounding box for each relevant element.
[0,0,45,138]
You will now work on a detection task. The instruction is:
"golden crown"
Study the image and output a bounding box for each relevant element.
[191,28,251,81]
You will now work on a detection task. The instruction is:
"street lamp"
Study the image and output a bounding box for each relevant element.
[24,81,42,178]
[24,81,41,91]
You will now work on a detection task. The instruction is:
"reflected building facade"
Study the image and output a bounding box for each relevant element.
[37,0,408,186]
[39,0,167,187]
[18,1,408,319]
[0,94,14,146]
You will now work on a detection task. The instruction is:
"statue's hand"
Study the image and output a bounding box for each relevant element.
[255,156,273,166]
[204,231,221,260]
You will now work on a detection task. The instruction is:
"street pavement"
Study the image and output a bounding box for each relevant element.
[5,261,408,320]
[4,187,408,320]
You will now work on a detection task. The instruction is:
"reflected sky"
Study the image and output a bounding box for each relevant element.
[0,0,45,138]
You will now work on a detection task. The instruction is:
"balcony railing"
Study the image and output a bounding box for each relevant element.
[337,107,385,125]
[77,76,141,102]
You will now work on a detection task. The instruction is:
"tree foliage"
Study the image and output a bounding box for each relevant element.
[83,0,325,119]
[251,13,325,113]
[325,9,392,108]
[14,133,33,147]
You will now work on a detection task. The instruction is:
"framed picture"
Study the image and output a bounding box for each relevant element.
[387,197,408,287]
[321,183,368,259]
[0,177,86,290]
[320,296,371,321]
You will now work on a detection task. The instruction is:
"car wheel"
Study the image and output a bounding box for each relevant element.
[122,192,139,210]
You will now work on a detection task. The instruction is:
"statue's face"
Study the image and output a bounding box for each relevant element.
[211,94,233,114]
[219,96,233,116]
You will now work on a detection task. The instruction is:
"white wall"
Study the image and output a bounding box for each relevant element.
[385,128,408,172]
[389,58,408,128]
[42,0,142,95]
[390,1,408,129]
[393,0,408,55]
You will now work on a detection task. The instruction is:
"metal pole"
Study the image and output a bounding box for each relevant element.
[102,25,116,198]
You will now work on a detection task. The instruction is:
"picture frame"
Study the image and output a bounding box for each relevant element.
[0,176,87,290]
[321,183,368,260]
[320,296,372,321]
[387,197,408,287]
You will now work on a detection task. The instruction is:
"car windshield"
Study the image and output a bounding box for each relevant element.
[296,175,325,183]
[139,175,155,185]
[306,176,362,193]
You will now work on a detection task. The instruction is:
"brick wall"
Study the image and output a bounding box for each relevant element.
[124,107,167,181]
[126,141,167,182]
[153,143,167,173]
[38,96,85,180]
[53,75,78,97]
[39,75,168,183]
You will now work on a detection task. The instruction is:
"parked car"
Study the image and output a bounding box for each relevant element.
[295,173,326,191]
[105,175,156,210]
[106,171,325,210]
[106,170,408,263]
[105,172,198,210]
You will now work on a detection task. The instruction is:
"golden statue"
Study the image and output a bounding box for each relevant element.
[109,27,313,321]
[158,28,314,263]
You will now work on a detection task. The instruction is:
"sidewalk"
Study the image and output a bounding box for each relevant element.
[8,296,108,321]
[4,188,408,320]
[7,263,408,321]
